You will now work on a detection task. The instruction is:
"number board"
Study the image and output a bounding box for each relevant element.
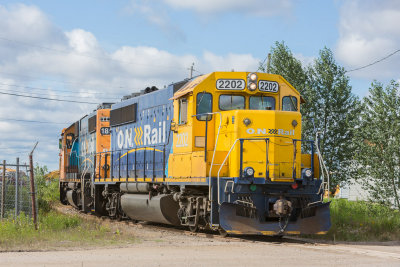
[258,80,279,93]
[100,127,110,135]
[216,79,245,90]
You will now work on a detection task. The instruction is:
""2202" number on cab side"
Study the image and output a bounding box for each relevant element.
[258,80,279,93]
[216,79,245,90]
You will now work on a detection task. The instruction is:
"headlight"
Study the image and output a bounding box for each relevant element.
[249,73,258,81]
[244,167,254,177]
[248,82,257,91]
[302,168,312,179]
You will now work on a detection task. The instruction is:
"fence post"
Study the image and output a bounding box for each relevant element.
[15,157,19,217]
[29,142,38,230]
[1,160,5,219]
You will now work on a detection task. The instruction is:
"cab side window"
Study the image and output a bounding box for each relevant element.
[282,96,298,111]
[196,92,212,121]
[179,98,188,124]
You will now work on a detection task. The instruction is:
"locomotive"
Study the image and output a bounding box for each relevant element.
[59,72,331,235]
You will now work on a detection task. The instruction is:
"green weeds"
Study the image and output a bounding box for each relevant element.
[313,199,400,241]
[0,211,136,251]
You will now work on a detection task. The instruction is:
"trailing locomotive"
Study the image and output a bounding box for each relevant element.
[59,72,331,235]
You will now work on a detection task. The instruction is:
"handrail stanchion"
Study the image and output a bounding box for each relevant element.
[292,139,297,179]
[162,145,166,181]
[265,138,270,180]
[134,148,137,181]
[143,148,146,179]
[239,139,244,179]
[153,146,156,181]
[126,149,129,179]
[118,151,121,179]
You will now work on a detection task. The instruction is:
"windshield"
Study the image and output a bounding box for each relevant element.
[249,96,275,110]
[219,95,245,110]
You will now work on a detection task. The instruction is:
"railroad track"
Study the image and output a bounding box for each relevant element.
[54,204,315,245]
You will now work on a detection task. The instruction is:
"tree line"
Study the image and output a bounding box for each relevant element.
[260,41,400,209]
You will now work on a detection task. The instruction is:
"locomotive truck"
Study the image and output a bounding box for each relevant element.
[59,72,331,235]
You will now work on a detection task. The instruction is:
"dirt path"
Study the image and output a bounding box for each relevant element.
[1,205,399,266]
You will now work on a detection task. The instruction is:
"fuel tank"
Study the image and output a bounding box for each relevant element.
[121,194,181,226]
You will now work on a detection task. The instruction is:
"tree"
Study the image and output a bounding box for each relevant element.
[259,41,307,94]
[353,81,400,208]
[259,41,311,141]
[261,43,359,188]
[305,47,360,188]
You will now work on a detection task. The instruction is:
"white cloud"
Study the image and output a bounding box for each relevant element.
[162,0,292,16]
[336,0,400,79]
[293,53,315,68]
[0,4,262,169]
[124,0,186,41]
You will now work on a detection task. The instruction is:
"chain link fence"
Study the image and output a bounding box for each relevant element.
[0,158,36,219]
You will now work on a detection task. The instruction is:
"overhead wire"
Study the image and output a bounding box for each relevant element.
[0,86,121,100]
[0,81,123,97]
[0,69,132,91]
[0,118,70,125]
[345,49,400,73]
[0,91,98,104]
[0,36,189,71]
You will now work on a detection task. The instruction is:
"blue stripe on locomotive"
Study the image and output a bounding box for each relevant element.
[110,86,175,179]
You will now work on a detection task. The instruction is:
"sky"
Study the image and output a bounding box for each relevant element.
[0,0,399,170]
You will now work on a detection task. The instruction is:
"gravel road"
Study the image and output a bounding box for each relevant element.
[1,206,399,267]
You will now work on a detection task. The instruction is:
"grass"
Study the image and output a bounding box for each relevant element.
[311,198,400,242]
[0,166,137,252]
[0,210,137,251]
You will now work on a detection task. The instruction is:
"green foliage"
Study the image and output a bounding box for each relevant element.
[260,41,308,93]
[34,164,59,213]
[353,81,400,208]
[0,211,136,251]
[304,48,361,187]
[321,199,400,241]
[262,43,360,187]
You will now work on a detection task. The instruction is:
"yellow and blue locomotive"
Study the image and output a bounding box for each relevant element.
[59,72,330,235]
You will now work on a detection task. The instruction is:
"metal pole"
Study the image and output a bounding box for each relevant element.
[1,160,5,219]
[266,53,271,73]
[15,157,19,217]
[29,142,38,230]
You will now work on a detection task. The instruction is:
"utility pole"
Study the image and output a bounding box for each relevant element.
[15,157,19,217]
[1,160,5,219]
[29,141,38,230]
[266,53,271,73]
[189,63,195,79]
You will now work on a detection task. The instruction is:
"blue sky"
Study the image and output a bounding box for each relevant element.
[0,0,398,169]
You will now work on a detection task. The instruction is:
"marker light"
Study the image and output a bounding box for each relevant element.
[305,169,312,178]
[249,73,258,81]
[248,82,257,91]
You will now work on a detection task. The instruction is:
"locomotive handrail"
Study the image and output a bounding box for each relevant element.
[192,111,222,201]
[216,137,269,205]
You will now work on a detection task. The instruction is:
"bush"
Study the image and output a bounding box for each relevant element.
[34,165,59,213]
